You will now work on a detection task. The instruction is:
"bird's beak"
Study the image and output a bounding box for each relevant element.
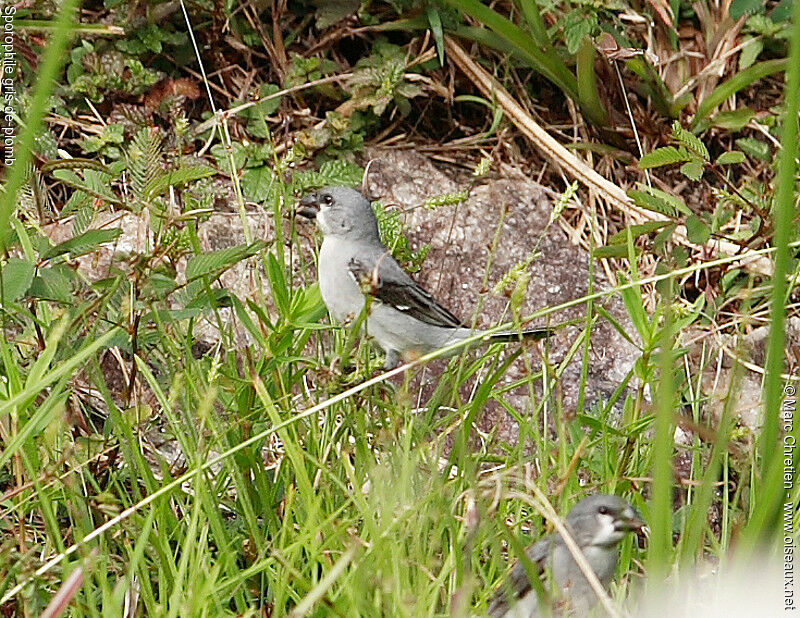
[618,510,646,533]
[296,194,319,220]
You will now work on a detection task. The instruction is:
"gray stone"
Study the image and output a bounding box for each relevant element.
[361,148,639,442]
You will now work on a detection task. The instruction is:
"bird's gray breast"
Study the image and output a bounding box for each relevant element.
[318,237,367,323]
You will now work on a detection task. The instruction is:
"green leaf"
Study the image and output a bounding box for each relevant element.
[563,11,594,55]
[42,228,122,260]
[290,281,327,324]
[1,258,35,302]
[672,122,709,161]
[680,159,705,181]
[730,0,763,20]
[242,166,273,202]
[315,0,359,29]
[716,150,747,165]
[619,274,651,342]
[685,214,711,245]
[144,165,217,199]
[711,108,755,131]
[693,59,787,128]
[629,191,677,218]
[185,241,266,281]
[318,160,364,186]
[736,137,772,161]
[241,84,284,138]
[142,272,179,297]
[629,186,692,218]
[771,0,793,21]
[594,243,635,258]
[293,160,364,192]
[28,265,74,304]
[445,0,579,102]
[653,223,678,250]
[739,37,763,70]
[51,168,121,206]
[266,252,290,319]
[426,6,445,65]
[608,221,671,244]
[638,146,691,169]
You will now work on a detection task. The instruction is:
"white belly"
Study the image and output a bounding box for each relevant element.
[318,238,365,323]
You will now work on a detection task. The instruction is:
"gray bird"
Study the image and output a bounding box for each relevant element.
[488,494,644,618]
[297,186,550,369]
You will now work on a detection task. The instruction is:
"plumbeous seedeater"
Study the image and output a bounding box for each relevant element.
[297,186,550,369]
[489,494,644,617]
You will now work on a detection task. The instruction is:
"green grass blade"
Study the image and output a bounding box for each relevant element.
[742,0,800,545]
[692,59,788,129]
[0,0,80,250]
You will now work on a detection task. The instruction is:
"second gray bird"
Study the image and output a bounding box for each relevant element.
[488,494,644,617]
[297,186,550,369]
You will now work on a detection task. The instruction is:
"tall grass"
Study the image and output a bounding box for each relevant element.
[0,3,798,617]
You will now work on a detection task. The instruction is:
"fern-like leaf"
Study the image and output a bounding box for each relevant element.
[144,165,217,200]
[127,127,163,208]
[671,121,709,161]
[185,241,267,281]
[42,228,123,260]
[638,146,692,169]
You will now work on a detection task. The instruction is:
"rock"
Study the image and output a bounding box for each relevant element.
[43,149,640,445]
[361,148,639,442]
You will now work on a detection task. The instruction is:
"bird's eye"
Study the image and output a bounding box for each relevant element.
[598,506,609,515]
[322,194,333,205]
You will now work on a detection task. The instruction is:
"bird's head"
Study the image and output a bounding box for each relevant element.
[566,494,645,548]
[297,186,380,241]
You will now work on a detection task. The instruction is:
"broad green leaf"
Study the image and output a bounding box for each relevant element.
[638,146,691,169]
[680,159,705,181]
[716,150,747,165]
[608,221,671,244]
[28,265,74,304]
[629,186,691,218]
[711,108,755,130]
[593,243,633,258]
[685,214,711,245]
[290,281,326,323]
[242,166,273,202]
[693,59,787,128]
[266,252,290,319]
[185,241,266,281]
[315,0,359,29]
[293,161,365,192]
[42,228,122,260]
[318,160,364,186]
[563,11,594,55]
[144,165,217,199]
[0,258,35,302]
[739,37,763,70]
[736,136,772,161]
[730,0,762,19]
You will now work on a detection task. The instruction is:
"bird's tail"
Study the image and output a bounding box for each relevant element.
[482,326,552,343]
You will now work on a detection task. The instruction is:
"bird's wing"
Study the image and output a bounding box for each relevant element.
[487,535,557,617]
[347,255,466,329]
